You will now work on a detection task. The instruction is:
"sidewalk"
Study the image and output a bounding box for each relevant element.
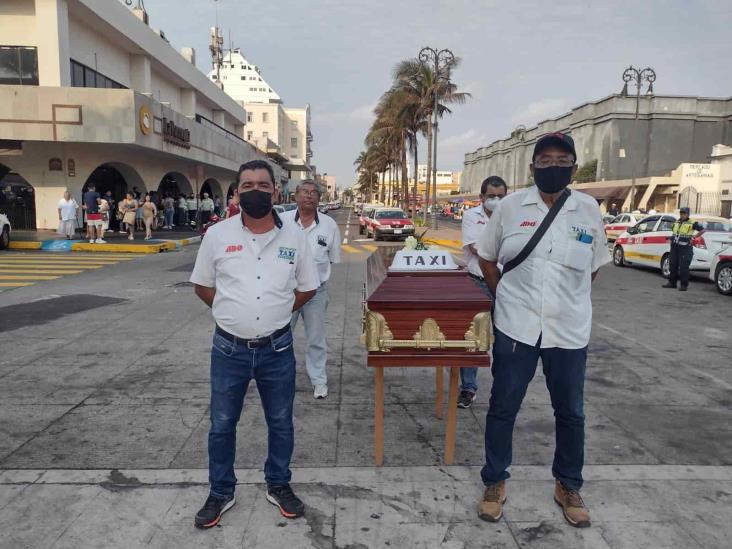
[9,228,201,253]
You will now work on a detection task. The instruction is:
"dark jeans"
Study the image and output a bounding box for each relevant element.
[208,327,296,497]
[460,276,493,393]
[668,244,693,287]
[481,328,587,491]
[201,210,212,226]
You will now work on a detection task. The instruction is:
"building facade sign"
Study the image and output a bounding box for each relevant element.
[139,105,152,135]
[48,158,63,171]
[162,117,191,149]
[67,159,76,177]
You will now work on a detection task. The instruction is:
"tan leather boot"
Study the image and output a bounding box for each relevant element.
[554,480,591,528]
[478,480,507,522]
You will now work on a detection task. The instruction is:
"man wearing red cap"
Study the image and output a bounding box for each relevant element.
[476,132,610,528]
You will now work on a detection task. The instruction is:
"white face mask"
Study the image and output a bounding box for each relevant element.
[484,197,501,212]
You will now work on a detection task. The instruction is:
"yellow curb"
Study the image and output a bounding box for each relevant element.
[0,282,34,287]
[8,241,42,250]
[70,243,165,254]
[0,269,85,274]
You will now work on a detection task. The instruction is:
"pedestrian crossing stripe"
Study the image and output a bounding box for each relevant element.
[0,269,85,274]
[0,275,60,280]
[0,253,139,291]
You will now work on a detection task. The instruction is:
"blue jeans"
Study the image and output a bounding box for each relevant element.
[164,209,174,227]
[208,328,296,497]
[291,283,328,386]
[460,276,493,393]
[481,329,587,491]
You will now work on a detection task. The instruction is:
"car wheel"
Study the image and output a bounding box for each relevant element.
[0,226,9,250]
[613,246,625,267]
[660,254,671,279]
[715,262,732,295]
[358,225,364,235]
[374,230,381,241]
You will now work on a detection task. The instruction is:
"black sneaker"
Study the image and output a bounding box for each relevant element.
[679,286,688,292]
[194,493,236,529]
[266,484,305,518]
[457,390,477,409]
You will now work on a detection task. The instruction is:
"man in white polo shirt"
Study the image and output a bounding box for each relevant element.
[190,160,318,529]
[283,180,341,399]
[458,175,507,409]
[476,133,610,528]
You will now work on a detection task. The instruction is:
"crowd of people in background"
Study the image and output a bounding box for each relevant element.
[66,187,232,240]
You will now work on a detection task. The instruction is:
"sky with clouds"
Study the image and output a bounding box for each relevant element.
[139,0,732,189]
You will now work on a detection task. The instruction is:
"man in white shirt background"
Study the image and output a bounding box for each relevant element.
[458,176,507,409]
[190,160,318,528]
[476,133,610,528]
[284,180,342,400]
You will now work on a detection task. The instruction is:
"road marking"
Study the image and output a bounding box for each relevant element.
[0,253,140,291]
[342,238,348,244]
[362,244,377,252]
[341,244,362,254]
[0,269,85,275]
[0,275,61,280]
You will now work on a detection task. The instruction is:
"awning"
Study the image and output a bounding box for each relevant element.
[576,186,631,200]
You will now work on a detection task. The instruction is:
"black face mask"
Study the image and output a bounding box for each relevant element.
[533,166,574,194]
[239,190,272,219]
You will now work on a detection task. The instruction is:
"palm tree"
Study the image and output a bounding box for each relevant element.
[392,58,470,224]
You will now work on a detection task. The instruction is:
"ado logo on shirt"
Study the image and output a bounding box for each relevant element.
[278,246,296,262]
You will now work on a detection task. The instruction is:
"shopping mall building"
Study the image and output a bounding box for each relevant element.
[0,0,286,230]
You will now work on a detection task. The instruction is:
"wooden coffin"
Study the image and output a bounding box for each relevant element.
[363,246,493,368]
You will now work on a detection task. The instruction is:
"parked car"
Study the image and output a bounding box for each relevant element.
[604,213,648,241]
[710,246,732,295]
[613,214,732,277]
[358,207,376,235]
[362,207,415,241]
[0,213,10,250]
[274,205,285,214]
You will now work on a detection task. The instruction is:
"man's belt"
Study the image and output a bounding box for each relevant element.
[215,324,290,349]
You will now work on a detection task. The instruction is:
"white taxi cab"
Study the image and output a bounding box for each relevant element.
[710,246,732,295]
[604,213,647,241]
[613,214,732,277]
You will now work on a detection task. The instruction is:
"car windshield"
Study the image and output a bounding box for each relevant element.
[697,220,732,232]
[376,210,406,219]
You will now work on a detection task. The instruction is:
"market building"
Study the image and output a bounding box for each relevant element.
[0,0,284,230]
[462,94,732,215]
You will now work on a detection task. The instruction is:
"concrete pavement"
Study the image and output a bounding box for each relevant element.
[0,209,730,548]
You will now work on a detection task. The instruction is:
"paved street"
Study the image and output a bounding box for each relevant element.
[0,209,730,549]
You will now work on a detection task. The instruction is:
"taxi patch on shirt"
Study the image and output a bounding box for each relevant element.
[317,235,328,247]
[225,244,244,253]
[278,246,296,261]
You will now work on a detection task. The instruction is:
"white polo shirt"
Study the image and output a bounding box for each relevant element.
[190,213,319,339]
[461,205,490,277]
[477,186,610,349]
[281,209,341,286]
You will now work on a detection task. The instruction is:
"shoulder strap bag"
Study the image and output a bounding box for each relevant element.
[502,188,571,276]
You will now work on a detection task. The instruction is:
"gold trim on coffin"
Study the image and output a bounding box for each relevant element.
[361,311,492,353]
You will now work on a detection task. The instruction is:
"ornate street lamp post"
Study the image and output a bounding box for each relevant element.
[621,66,656,211]
[419,47,455,229]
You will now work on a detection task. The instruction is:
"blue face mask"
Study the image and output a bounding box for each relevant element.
[533,166,573,193]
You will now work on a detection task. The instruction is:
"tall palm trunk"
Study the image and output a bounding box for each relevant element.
[401,139,408,212]
[412,136,418,222]
[423,120,433,225]
[380,171,385,204]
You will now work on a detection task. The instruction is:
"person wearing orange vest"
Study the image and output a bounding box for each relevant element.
[662,207,702,291]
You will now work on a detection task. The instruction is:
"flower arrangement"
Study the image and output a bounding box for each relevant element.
[403,230,429,251]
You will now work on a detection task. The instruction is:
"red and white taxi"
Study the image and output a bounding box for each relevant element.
[613,214,732,277]
[604,213,647,241]
[710,246,732,295]
[362,207,415,241]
